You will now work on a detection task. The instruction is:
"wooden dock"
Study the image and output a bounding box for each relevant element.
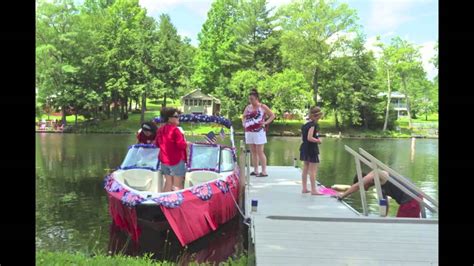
[245,166,438,266]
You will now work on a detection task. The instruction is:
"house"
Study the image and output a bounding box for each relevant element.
[378,91,408,119]
[181,89,221,116]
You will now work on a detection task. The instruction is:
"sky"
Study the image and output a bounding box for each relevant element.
[138,0,438,80]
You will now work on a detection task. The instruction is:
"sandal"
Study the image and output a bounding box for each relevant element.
[250,171,258,176]
[257,173,268,177]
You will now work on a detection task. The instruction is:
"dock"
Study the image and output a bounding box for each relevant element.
[244,166,438,266]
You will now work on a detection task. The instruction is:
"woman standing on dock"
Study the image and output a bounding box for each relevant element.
[300,107,323,195]
[242,89,275,177]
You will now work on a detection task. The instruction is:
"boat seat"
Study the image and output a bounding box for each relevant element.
[122,169,153,191]
[186,171,221,187]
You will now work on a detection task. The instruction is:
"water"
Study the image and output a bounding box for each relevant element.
[36,133,438,262]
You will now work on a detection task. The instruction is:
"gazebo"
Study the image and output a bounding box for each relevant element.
[181,89,221,116]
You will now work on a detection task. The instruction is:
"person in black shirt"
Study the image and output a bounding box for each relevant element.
[337,170,422,218]
[300,107,323,195]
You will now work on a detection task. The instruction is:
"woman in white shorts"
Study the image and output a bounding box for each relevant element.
[242,89,275,177]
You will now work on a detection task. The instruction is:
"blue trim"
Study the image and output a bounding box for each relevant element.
[127,144,158,150]
[118,166,159,171]
[154,114,232,128]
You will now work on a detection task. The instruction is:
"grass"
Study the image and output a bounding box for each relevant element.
[36,114,86,123]
[36,250,249,266]
[35,100,438,138]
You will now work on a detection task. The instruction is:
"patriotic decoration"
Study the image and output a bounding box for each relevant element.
[219,128,226,140]
[191,183,213,201]
[154,114,232,128]
[205,131,217,144]
[152,192,185,208]
[121,191,145,207]
[215,179,230,194]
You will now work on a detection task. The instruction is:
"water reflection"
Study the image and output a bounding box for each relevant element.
[108,217,246,264]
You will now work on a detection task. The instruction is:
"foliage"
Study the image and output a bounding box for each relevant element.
[278,0,358,105]
[36,0,438,134]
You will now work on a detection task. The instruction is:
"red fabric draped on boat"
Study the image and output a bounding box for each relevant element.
[160,179,239,246]
[108,190,141,242]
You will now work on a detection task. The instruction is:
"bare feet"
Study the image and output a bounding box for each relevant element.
[302,189,310,193]
[311,190,323,196]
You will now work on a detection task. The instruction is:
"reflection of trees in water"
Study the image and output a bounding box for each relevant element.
[36,134,135,253]
[108,217,246,264]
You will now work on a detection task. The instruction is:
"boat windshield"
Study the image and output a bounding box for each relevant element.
[189,144,220,171]
[120,144,160,171]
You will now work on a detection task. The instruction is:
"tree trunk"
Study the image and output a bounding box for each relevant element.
[334,109,340,130]
[128,98,132,111]
[106,102,110,119]
[162,93,167,107]
[61,107,67,126]
[363,108,369,130]
[135,99,139,110]
[312,68,319,106]
[140,91,146,124]
[121,98,126,119]
[383,69,392,131]
[402,77,413,128]
[113,99,118,125]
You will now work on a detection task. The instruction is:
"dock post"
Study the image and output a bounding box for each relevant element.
[238,140,246,210]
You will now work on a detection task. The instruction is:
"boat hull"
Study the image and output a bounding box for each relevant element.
[105,171,240,246]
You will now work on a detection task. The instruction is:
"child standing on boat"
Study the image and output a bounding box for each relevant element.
[156,108,188,192]
[300,107,323,195]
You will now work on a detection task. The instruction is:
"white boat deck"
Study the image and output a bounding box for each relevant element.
[245,166,438,266]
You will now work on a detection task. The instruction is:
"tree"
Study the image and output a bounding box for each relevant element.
[233,0,281,73]
[192,0,240,93]
[36,0,82,125]
[154,14,183,107]
[389,37,425,128]
[318,33,380,130]
[278,0,358,105]
[216,69,267,118]
[261,69,312,116]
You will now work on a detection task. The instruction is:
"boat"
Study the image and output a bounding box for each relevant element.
[104,114,241,246]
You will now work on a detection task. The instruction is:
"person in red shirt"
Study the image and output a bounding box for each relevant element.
[155,108,188,192]
[136,122,157,144]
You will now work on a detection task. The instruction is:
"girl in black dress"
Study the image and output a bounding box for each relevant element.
[300,107,323,195]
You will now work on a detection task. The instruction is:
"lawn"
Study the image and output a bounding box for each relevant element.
[37,100,437,138]
[36,250,249,266]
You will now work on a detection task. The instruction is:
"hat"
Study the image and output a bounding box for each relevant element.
[142,124,152,131]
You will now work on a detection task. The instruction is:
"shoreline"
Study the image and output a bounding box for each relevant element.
[35,130,438,139]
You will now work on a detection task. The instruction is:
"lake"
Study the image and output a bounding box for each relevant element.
[36,133,438,263]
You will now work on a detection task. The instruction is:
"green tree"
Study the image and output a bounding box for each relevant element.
[389,37,425,128]
[217,69,267,118]
[192,0,240,93]
[234,0,281,73]
[36,0,82,125]
[318,33,380,130]
[261,69,312,116]
[278,0,358,105]
[154,14,183,107]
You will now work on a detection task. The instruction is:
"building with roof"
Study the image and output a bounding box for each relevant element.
[181,89,221,116]
[378,91,408,119]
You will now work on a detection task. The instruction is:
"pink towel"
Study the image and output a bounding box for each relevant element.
[318,187,338,196]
